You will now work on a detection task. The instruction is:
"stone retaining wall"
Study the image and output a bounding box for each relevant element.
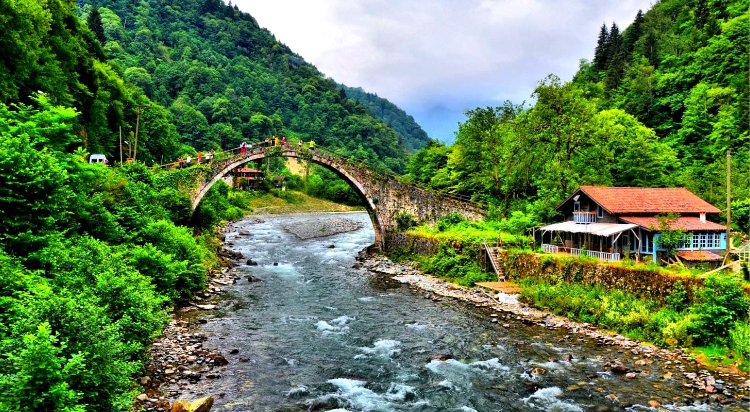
[382,232,441,255]
[497,250,708,303]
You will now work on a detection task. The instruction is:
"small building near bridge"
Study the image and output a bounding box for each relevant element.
[233,168,264,190]
[538,186,727,264]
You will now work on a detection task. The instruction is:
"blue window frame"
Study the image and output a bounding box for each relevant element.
[596,205,604,219]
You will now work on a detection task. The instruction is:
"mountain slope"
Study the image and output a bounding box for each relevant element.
[84,0,409,172]
[572,0,748,206]
[337,84,431,152]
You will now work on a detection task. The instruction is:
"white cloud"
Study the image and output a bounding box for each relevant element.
[233,0,652,141]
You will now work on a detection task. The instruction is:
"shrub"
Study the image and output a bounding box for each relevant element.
[729,321,750,367]
[665,281,689,313]
[691,273,749,344]
[437,212,465,232]
[396,212,417,231]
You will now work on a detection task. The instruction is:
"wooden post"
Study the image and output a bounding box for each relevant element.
[133,106,141,162]
[119,126,123,165]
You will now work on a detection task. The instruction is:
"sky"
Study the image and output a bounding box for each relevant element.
[233,0,653,143]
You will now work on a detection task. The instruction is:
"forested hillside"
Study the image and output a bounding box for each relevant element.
[82,0,409,172]
[407,0,749,229]
[337,84,431,152]
[0,0,412,172]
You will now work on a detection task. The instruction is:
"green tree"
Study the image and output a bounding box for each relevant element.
[86,6,106,45]
[652,213,691,258]
[594,24,609,71]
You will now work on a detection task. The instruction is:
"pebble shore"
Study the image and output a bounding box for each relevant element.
[359,253,750,407]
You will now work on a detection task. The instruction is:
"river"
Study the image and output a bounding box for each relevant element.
[166,213,748,411]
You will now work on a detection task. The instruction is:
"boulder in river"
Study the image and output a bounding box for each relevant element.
[239,230,251,236]
[171,396,214,412]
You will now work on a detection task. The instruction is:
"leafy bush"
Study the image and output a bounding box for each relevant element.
[437,213,465,232]
[396,212,417,231]
[691,273,749,344]
[729,321,750,368]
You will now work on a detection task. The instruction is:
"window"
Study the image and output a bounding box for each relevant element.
[574,202,580,212]
[641,233,651,253]
[596,205,604,218]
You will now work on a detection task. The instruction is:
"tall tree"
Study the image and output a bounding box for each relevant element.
[87,6,106,45]
[594,24,609,71]
[604,23,625,94]
[623,10,644,57]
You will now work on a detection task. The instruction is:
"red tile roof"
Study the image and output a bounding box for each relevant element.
[619,216,726,231]
[677,250,723,262]
[578,186,721,214]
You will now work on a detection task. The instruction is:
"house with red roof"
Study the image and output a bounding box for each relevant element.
[539,186,727,264]
[233,167,264,190]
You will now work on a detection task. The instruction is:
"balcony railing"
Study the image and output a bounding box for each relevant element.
[542,244,620,262]
[570,247,620,262]
[573,211,597,224]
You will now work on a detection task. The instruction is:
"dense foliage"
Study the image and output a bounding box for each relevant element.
[337,84,431,152]
[0,100,240,411]
[406,0,749,228]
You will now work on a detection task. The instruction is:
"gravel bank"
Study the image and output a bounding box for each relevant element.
[359,253,750,404]
[282,216,363,240]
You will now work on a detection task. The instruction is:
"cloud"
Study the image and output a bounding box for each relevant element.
[232,0,652,141]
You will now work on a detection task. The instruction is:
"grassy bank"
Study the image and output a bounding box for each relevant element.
[244,190,365,215]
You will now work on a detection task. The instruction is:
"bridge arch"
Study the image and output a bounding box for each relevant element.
[192,147,387,244]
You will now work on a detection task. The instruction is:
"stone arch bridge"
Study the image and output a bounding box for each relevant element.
[184,146,484,246]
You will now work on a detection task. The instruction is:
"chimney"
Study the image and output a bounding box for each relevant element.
[699,213,706,223]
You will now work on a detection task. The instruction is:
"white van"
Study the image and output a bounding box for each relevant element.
[89,154,108,164]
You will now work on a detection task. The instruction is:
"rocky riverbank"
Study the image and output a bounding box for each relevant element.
[359,253,750,406]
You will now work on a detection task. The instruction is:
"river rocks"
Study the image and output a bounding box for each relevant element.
[239,230,251,236]
[282,217,364,240]
[246,259,259,266]
[171,396,214,412]
[136,393,148,402]
[327,244,335,248]
[625,372,637,379]
[194,304,216,310]
[207,352,229,366]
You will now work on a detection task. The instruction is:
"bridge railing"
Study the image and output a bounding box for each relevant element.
[157,143,483,208]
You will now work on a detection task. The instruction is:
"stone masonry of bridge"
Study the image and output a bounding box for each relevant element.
[188,146,485,247]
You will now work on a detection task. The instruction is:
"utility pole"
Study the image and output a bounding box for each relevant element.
[726,150,731,259]
[119,126,123,165]
[133,106,141,162]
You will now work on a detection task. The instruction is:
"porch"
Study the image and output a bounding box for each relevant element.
[538,221,640,263]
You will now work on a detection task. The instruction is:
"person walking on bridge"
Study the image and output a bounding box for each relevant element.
[281,136,286,146]
[308,140,315,151]
[240,141,247,154]
[274,136,279,147]
[178,156,184,168]
[264,137,270,148]
[298,139,303,149]
[197,151,203,164]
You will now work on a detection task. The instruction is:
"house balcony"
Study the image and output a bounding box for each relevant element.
[541,244,621,262]
[573,211,596,224]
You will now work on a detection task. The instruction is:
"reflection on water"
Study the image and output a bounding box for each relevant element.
[168,213,747,411]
